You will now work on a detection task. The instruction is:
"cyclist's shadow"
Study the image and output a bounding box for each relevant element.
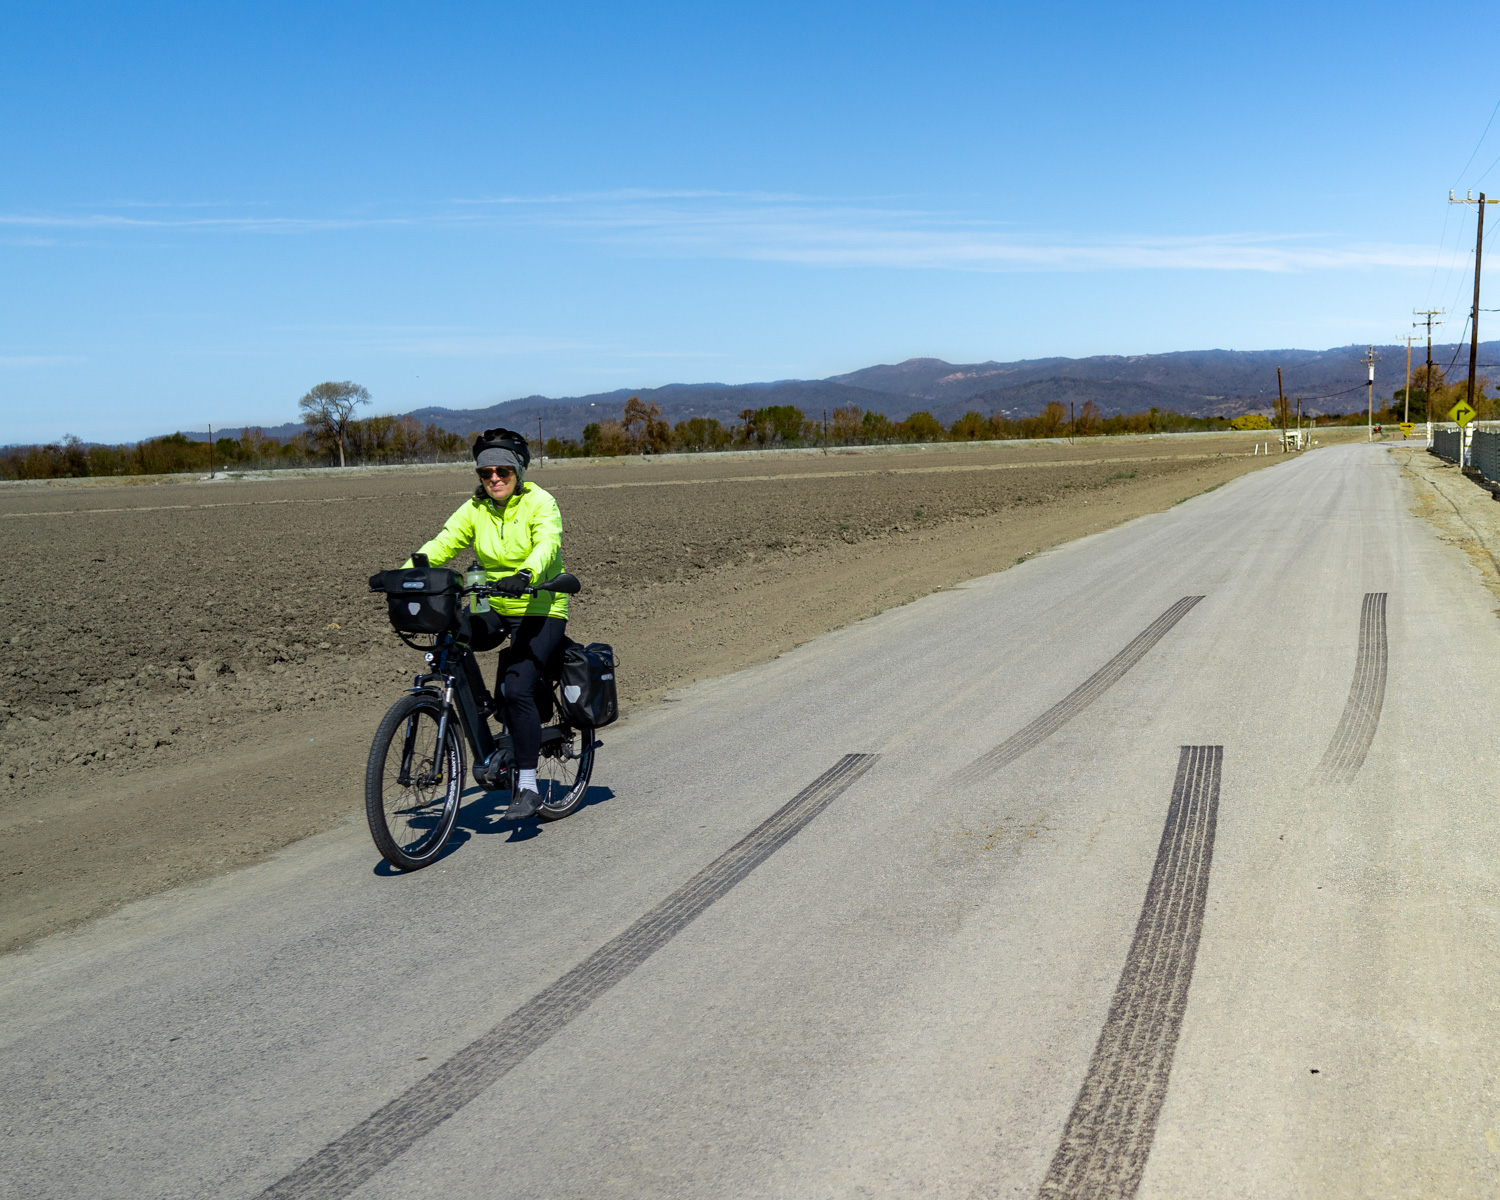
[457,783,616,842]
[372,784,616,874]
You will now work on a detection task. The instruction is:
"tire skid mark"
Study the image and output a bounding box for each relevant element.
[1315,592,1387,785]
[258,753,878,1200]
[1038,745,1223,1200]
[951,597,1204,786]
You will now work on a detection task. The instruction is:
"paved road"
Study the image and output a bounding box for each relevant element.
[6,443,1500,1198]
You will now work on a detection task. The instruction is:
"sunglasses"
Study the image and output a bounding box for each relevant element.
[476,466,516,481]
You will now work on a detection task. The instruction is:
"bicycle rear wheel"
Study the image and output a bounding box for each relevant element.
[536,725,595,821]
[366,693,465,870]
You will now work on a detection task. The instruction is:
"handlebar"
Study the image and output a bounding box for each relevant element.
[468,571,581,598]
[369,567,582,598]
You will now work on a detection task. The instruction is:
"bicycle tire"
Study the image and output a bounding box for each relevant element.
[536,725,595,821]
[366,692,465,870]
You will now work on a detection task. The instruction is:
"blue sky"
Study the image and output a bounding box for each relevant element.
[2,1,1496,442]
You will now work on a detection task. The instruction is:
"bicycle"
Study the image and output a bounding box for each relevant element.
[364,569,597,871]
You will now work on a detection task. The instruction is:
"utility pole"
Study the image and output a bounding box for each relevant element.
[1450,190,1498,408]
[1401,333,1414,425]
[207,423,214,479]
[537,416,543,463]
[1277,366,1287,449]
[1414,308,1445,423]
[1358,346,1378,439]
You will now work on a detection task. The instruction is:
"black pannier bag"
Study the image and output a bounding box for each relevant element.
[369,565,463,634]
[556,641,618,728]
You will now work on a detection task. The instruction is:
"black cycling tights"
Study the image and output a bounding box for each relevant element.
[470,614,568,771]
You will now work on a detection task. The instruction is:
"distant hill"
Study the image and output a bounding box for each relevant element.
[402,379,905,444]
[191,340,1500,445]
[831,344,1500,419]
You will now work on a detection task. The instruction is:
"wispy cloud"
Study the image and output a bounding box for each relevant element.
[0,354,83,368]
[523,193,1436,273]
[0,192,1438,273]
[293,325,600,358]
[316,326,731,363]
[0,212,433,233]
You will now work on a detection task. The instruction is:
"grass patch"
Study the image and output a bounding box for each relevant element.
[1106,471,1137,481]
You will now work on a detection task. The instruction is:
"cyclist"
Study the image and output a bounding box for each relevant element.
[407,428,567,819]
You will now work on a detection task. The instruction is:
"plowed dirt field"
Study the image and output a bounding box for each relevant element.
[0,433,1343,950]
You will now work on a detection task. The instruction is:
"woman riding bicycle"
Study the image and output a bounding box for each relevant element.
[407,428,567,820]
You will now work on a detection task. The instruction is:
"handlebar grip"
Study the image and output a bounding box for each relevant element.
[537,573,581,595]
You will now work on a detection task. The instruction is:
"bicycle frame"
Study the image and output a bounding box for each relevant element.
[405,626,581,789]
[407,631,506,778]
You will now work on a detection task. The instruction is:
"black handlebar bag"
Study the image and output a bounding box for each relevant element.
[369,567,464,634]
[556,642,618,728]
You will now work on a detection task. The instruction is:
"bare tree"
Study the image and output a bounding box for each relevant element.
[298,381,371,467]
[622,396,673,453]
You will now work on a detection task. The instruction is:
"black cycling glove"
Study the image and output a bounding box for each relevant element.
[493,570,532,597]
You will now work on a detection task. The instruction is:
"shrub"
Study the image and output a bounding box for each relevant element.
[950,411,991,440]
[673,416,732,452]
[899,411,946,442]
[860,410,895,443]
[830,406,864,445]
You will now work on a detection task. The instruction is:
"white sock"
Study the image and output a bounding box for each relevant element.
[518,768,538,793]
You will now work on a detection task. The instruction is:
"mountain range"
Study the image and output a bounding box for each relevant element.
[223,341,1500,444]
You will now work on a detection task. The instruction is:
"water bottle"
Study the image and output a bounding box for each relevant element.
[466,562,490,613]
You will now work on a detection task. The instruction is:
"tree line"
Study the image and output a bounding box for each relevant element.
[543,396,1244,458]
[0,418,472,481]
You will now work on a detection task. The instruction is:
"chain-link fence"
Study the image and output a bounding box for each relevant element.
[1472,430,1500,482]
[1433,429,1462,463]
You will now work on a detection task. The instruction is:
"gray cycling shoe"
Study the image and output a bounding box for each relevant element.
[505,786,542,820]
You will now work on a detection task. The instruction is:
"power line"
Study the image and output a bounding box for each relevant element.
[1447,314,1472,369]
[1297,382,1372,402]
[1425,104,1500,310]
[1454,96,1500,187]
[1425,198,1458,310]
[1435,207,1473,318]
[1475,141,1500,188]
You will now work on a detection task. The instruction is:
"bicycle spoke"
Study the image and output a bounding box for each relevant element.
[378,706,458,856]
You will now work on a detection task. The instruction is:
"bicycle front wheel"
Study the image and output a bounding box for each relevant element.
[366,693,466,870]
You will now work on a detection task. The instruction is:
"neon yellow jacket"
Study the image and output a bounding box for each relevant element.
[410,483,568,619]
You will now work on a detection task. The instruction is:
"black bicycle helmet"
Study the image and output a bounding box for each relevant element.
[472,427,531,470]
